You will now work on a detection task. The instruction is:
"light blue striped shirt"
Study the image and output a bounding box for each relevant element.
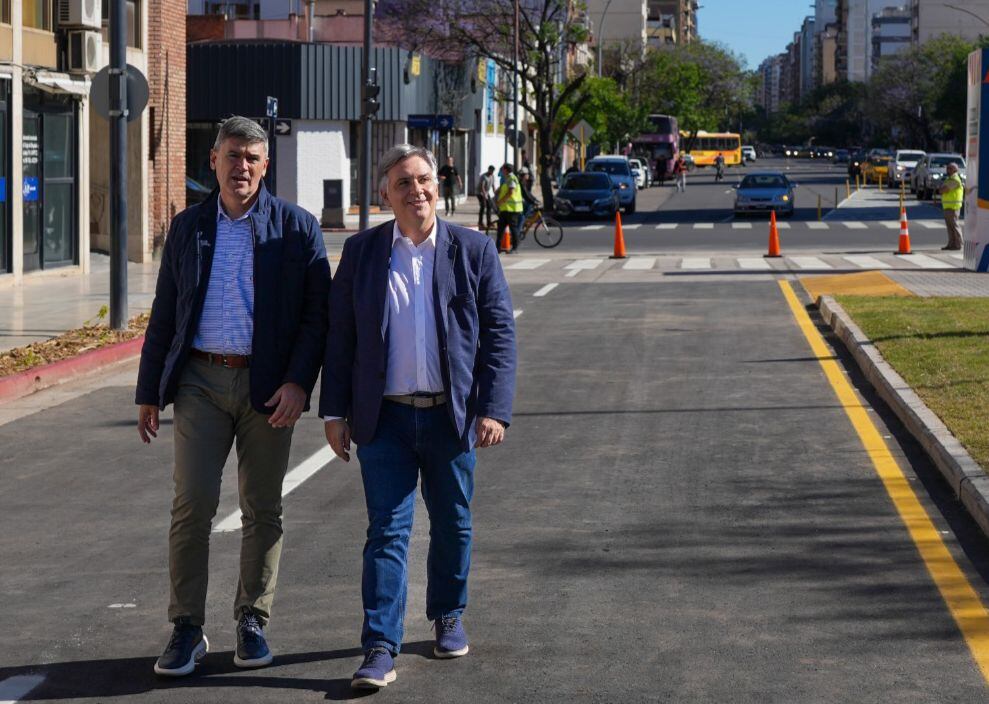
[192,201,255,355]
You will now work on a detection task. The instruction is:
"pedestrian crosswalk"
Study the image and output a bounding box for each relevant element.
[561,219,946,232]
[501,251,964,276]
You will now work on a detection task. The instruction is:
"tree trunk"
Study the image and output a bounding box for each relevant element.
[538,126,555,209]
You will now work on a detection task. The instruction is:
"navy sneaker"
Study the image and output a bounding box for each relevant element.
[434,616,469,658]
[154,618,209,677]
[233,608,273,668]
[351,647,397,689]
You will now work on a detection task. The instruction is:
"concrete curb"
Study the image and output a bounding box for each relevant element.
[0,336,144,405]
[817,296,989,539]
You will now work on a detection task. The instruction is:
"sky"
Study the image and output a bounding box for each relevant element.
[697,0,817,70]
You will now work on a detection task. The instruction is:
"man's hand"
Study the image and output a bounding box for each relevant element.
[138,404,159,443]
[265,382,307,428]
[475,416,505,449]
[325,419,351,461]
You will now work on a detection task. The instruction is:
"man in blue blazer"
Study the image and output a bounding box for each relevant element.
[321,144,517,690]
[136,116,330,677]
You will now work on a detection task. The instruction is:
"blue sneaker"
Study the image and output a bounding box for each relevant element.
[434,616,469,658]
[154,619,209,677]
[351,647,397,689]
[233,609,273,668]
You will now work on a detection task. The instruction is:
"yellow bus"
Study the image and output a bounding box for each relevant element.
[681,131,742,167]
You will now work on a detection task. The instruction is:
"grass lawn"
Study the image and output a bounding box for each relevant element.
[836,296,989,471]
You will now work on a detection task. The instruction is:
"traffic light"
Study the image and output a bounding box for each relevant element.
[363,68,380,117]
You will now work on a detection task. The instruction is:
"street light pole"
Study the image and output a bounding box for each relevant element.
[513,0,520,167]
[942,3,989,29]
[359,0,374,232]
[109,0,128,330]
[597,0,614,78]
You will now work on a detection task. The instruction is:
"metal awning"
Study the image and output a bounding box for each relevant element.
[26,70,90,97]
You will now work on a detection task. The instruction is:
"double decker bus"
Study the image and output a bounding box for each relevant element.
[681,131,742,167]
[631,114,679,183]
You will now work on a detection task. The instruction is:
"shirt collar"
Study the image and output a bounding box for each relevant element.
[392,220,437,249]
[217,198,257,224]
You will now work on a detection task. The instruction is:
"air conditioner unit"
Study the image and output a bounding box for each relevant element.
[57,0,101,29]
[67,30,101,75]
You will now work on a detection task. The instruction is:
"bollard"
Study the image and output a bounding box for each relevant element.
[846,179,851,199]
[835,187,839,210]
[856,174,861,191]
[817,194,822,221]
[879,175,884,192]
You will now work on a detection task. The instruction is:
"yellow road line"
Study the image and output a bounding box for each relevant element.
[779,279,989,682]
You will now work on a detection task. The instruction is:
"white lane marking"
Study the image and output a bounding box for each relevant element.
[789,256,832,270]
[919,221,944,229]
[844,255,891,269]
[947,252,964,260]
[806,222,829,229]
[108,603,137,608]
[732,222,753,229]
[656,223,678,230]
[0,676,46,703]
[623,224,641,230]
[737,257,771,270]
[533,283,558,297]
[564,259,602,278]
[693,223,714,230]
[843,221,868,229]
[897,253,955,269]
[776,221,791,229]
[214,447,337,533]
[622,257,655,270]
[513,309,523,319]
[581,225,606,230]
[505,258,550,270]
[881,222,901,229]
[680,257,712,270]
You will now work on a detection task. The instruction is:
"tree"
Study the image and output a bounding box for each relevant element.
[377,0,590,207]
[556,75,648,153]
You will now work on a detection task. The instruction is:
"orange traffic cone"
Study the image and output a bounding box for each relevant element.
[895,207,912,255]
[610,211,627,259]
[764,210,782,258]
[500,225,511,253]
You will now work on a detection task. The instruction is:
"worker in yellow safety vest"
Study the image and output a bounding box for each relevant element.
[496,164,524,253]
[939,162,967,251]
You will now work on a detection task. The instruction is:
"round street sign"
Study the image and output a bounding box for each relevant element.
[90,64,149,123]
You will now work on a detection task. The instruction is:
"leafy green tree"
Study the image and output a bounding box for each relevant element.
[557,76,648,153]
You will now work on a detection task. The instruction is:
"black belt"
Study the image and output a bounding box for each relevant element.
[190,349,250,368]
[384,392,447,408]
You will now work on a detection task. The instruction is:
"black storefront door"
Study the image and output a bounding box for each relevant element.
[23,92,76,272]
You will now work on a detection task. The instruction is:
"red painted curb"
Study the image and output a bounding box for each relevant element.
[0,335,145,404]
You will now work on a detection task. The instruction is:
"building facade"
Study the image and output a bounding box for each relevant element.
[871,5,911,69]
[911,0,989,44]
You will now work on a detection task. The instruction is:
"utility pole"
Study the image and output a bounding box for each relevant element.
[513,0,520,167]
[109,0,128,329]
[359,0,379,232]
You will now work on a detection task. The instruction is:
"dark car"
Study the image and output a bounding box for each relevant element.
[734,171,796,216]
[847,150,869,179]
[832,149,850,164]
[186,176,213,206]
[553,172,620,220]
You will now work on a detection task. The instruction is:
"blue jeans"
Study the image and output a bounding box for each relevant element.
[356,401,477,654]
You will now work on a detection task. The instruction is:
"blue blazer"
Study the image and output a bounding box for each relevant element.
[135,185,331,413]
[320,218,517,451]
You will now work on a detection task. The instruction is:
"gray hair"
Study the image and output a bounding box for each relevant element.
[213,115,268,153]
[377,144,438,195]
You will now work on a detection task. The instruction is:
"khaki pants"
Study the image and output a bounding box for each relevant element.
[944,208,963,249]
[168,357,293,626]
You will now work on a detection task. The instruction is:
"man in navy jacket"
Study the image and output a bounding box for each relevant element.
[136,116,330,677]
[322,144,516,690]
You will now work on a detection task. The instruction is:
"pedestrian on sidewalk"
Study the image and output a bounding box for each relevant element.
[673,155,687,192]
[496,163,524,252]
[438,156,462,217]
[476,165,497,232]
[939,162,968,250]
[321,144,517,691]
[136,116,331,678]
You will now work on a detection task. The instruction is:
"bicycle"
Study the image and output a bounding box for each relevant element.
[520,206,564,248]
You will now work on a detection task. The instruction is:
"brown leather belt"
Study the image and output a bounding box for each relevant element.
[190,349,251,368]
[384,392,447,408]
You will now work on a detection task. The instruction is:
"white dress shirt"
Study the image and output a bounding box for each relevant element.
[383,221,444,395]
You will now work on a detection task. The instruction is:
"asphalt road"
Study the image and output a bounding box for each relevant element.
[4,269,989,701]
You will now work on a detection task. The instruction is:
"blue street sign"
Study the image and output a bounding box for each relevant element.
[436,114,455,131]
[23,177,38,202]
[0,177,7,203]
[266,96,278,119]
[408,114,435,129]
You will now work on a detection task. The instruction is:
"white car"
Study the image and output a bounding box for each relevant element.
[741,146,756,163]
[628,158,648,189]
[889,149,925,186]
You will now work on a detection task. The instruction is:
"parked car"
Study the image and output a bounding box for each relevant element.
[888,149,926,186]
[587,156,637,213]
[628,157,649,189]
[860,150,892,184]
[741,145,757,163]
[553,172,620,220]
[812,146,835,159]
[733,171,796,217]
[912,153,967,200]
[186,176,213,206]
[832,149,850,164]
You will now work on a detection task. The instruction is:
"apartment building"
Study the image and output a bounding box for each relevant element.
[911,0,989,43]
